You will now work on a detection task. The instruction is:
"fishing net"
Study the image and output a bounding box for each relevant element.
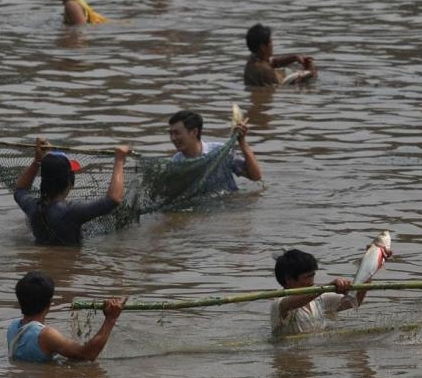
[0,133,239,238]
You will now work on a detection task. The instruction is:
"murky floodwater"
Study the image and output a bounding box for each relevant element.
[0,0,422,376]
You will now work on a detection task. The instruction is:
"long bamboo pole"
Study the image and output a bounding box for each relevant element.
[0,140,140,156]
[71,281,422,311]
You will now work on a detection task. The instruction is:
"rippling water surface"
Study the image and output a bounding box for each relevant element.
[1,0,422,376]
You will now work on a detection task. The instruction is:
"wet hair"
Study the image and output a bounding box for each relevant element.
[169,111,203,140]
[15,271,55,316]
[246,23,272,53]
[274,249,318,287]
[40,153,75,201]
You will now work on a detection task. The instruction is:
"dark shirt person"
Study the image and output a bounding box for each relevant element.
[7,271,126,362]
[244,23,317,87]
[14,138,129,245]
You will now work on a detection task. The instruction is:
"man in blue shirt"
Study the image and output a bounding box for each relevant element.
[169,111,262,192]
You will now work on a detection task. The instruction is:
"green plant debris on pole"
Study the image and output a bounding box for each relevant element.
[71,281,422,311]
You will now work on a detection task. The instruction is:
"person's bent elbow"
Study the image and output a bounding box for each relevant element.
[250,169,262,181]
[82,348,101,362]
[107,193,124,205]
[247,166,262,181]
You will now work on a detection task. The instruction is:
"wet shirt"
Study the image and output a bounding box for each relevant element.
[14,189,117,245]
[270,293,344,335]
[244,54,285,86]
[172,141,246,192]
[7,319,52,363]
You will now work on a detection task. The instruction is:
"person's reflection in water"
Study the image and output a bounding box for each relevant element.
[246,87,275,130]
[10,358,108,376]
[55,29,88,49]
[151,0,169,14]
[344,349,377,377]
[271,349,314,378]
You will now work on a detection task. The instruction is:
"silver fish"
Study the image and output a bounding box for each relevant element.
[281,70,313,86]
[345,230,391,306]
[353,230,391,285]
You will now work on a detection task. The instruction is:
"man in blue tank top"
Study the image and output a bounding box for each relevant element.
[7,271,126,363]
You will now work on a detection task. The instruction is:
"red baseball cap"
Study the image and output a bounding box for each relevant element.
[48,151,81,172]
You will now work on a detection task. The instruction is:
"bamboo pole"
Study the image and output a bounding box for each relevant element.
[0,140,140,157]
[71,281,422,311]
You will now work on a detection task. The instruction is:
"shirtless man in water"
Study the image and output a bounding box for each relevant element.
[244,23,317,87]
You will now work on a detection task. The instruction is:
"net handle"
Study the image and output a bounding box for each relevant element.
[0,141,140,157]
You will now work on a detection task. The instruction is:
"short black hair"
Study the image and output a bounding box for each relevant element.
[169,111,203,140]
[246,23,272,53]
[274,249,318,287]
[40,154,75,201]
[15,272,55,316]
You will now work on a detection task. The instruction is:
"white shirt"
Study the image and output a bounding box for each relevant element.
[270,293,344,336]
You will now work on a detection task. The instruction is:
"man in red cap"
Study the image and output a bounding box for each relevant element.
[14,138,129,245]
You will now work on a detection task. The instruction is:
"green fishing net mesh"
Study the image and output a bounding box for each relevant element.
[0,133,238,238]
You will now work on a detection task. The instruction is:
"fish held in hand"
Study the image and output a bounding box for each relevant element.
[281,70,313,86]
[231,103,244,128]
[353,230,392,285]
[346,230,392,307]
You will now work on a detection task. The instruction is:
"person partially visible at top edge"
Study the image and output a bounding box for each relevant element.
[14,138,130,245]
[244,23,317,87]
[62,0,107,25]
[169,110,262,192]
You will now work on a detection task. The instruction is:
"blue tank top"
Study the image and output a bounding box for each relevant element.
[7,319,52,363]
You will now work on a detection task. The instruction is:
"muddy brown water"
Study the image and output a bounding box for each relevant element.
[0,0,422,376]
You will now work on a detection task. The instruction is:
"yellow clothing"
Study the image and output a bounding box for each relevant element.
[64,0,108,25]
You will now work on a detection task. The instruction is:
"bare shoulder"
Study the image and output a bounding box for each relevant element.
[64,0,82,12]
[39,326,66,355]
[244,58,279,86]
[64,0,86,25]
[41,325,62,337]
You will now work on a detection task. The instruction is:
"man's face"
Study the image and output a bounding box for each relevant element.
[169,121,198,155]
[286,271,316,289]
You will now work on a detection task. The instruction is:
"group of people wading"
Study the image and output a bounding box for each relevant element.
[7,0,362,366]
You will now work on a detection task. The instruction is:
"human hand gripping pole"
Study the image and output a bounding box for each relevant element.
[35,137,52,163]
[103,297,128,323]
[15,137,52,189]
